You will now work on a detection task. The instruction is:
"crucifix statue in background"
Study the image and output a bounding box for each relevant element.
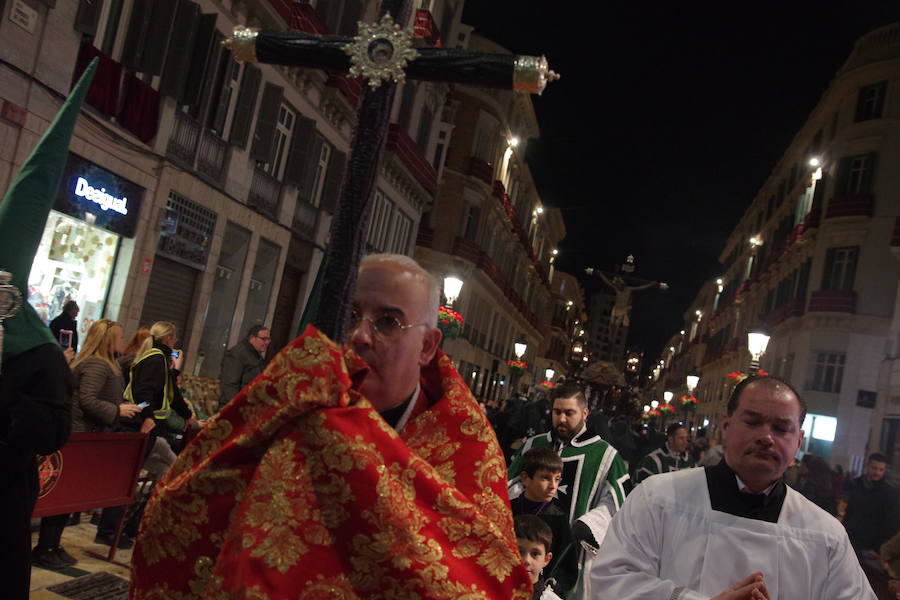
[226,1,558,343]
[586,255,668,337]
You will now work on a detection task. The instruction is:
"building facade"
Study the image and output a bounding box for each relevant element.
[2,0,461,379]
[415,32,575,401]
[647,23,900,473]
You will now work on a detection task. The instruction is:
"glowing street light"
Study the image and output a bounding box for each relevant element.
[514,336,528,360]
[545,368,555,381]
[747,328,771,375]
[443,275,463,307]
[663,391,673,404]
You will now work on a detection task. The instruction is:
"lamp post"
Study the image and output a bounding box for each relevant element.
[684,368,700,428]
[663,390,673,428]
[747,328,770,375]
[545,367,555,382]
[443,275,463,308]
[510,336,528,397]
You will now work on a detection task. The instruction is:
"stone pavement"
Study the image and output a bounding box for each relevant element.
[29,518,132,598]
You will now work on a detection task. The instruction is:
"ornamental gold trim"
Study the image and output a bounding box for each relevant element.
[224,25,259,63]
[343,13,419,89]
[513,55,560,95]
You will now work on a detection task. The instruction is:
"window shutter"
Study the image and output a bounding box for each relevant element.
[320,149,346,214]
[862,153,876,193]
[180,14,217,107]
[159,0,200,99]
[121,0,153,71]
[209,54,238,135]
[229,65,261,149]
[140,0,178,75]
[338,0,364,35]
[297,133,324,203]
[74,0,104,35]
[283,114,316,188]
[835,157,851,196]
[249,83,284,163]
[822,249,836,290]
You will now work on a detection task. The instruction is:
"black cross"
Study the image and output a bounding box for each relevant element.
[227,0,557,343]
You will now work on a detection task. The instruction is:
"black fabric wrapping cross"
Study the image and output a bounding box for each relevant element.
[249,0,541,343]
[705,460,787,523]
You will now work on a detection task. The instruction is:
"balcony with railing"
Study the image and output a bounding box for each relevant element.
[808,290,857,313]
[196,130,229,183]
[386,124,438,196]
[292,198,318,239]
[167,111,201,167]
[467,157,493,184]
[766,298,806,326]
[825,194,874,219]
[413,9,442,46]
[248,167,282,220]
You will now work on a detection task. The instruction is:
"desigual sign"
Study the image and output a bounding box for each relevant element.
[54,154,143,237]
[73,177,129,215]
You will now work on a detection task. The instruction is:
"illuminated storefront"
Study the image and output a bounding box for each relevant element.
[27,154,142,335]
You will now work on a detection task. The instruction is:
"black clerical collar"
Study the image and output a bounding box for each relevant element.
[378,383,419,430]
[705,460,786,523]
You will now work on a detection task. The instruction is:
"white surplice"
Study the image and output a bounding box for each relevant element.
[589,467,875,600]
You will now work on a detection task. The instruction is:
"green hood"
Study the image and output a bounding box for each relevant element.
[0,59,97,360]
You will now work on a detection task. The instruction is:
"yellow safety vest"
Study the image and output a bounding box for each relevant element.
[123,348,173,420]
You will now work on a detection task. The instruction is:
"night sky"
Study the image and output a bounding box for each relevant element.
[461,1,900,365]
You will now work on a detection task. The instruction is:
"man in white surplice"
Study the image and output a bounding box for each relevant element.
[590,376,875,600]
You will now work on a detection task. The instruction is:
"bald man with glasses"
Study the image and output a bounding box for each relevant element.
[131,253,530,599]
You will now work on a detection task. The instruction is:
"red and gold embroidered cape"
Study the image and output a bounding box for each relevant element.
[130,326,531,599]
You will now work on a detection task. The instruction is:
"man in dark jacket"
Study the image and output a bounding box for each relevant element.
[218,325,271,409]
[844,452,900,555]
[49,300,79,352]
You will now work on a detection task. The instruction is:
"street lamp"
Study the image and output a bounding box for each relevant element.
[663,391,673,403]
[651,400,659,409]
[747,328,770,375]
[443,275,463,308]
[686,369,700,394]
[508,336,529,397]
[514,336,528,360]
[545,367,555,381]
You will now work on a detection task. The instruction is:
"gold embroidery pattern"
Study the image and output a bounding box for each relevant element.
[131,327,530,599]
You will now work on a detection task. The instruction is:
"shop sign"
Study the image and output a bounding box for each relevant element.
[55,154,142,237]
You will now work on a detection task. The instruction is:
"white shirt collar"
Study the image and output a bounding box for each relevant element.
[735,474,778,496]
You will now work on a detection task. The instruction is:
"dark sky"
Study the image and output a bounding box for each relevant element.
[461,1,900,363]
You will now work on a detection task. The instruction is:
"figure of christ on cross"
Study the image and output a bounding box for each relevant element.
[585,256,668,339]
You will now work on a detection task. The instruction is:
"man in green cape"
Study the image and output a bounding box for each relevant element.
[0,59,97,598]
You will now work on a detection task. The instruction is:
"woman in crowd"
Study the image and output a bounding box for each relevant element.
[127,321,192,448]
[31,320,142,567]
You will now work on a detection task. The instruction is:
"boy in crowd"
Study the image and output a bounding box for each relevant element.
[511,446,565,516]
[515,515,563,600]
[511,446,576,595]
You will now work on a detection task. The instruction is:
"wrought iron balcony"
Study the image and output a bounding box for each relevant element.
[825,194,874,219]
[808,290,857,313]
[248,167,282,221]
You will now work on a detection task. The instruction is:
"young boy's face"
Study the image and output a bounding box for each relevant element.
[521,468,562,503]
[518,538,552,584]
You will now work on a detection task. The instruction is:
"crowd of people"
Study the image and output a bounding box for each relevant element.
[25,308,273,571]
[3,252,898,599]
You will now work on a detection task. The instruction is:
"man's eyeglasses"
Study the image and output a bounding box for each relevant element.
[348,309,426,339]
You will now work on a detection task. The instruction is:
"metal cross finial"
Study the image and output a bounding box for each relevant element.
[0,269,23,373]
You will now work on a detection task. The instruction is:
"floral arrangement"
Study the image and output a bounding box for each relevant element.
[727,369,769,383]
[507,359,528,373]
[437,306,464,340]
[538,381,556,390]
[680,394,698,405]
[647,408,661,417]
[658,403,675,413]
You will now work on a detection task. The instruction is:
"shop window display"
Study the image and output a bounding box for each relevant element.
[27,211,120,335]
